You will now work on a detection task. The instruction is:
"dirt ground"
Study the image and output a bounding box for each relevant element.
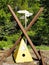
[0,50,49,65]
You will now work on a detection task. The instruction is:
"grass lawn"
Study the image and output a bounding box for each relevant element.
[28,45,49,50]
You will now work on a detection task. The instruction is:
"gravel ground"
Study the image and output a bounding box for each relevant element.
[0,50,49,65]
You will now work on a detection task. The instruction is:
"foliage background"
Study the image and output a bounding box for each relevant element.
[0,0,49,49]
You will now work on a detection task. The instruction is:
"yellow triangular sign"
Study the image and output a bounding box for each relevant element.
[13,39,33,63]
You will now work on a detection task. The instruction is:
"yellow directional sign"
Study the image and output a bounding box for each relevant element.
[13,39,33,63]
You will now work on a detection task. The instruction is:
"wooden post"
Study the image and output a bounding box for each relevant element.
[38,50,45,65]
[7,5,42,60]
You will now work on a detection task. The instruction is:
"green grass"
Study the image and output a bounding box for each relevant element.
[36,45,49,50]
[28,45,49,50]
